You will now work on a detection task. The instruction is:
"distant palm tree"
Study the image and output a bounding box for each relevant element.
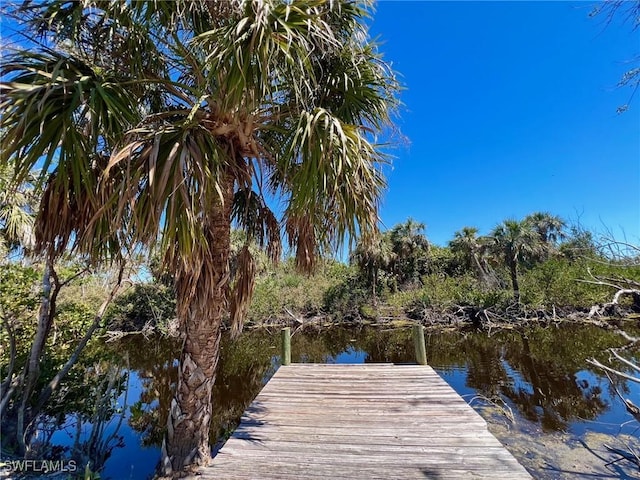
[388,219,430,285]
[1,0,398,473]
[0,163,37,259]
[525,212,566,245]
[449,226,493,285]
[351,232,394,305]
[489,220,544,303]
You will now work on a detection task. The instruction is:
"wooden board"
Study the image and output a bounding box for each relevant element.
[192,364,532,479]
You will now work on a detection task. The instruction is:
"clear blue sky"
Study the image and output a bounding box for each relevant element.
[1,2,637,248]
[368,1,639,246]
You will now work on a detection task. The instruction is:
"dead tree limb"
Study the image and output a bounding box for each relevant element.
[604,445,640,468]
[588,352,640,471]
[33,262,126,415]
[587,358,640,385]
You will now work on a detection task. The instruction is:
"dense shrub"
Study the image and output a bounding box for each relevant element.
[248,258,351,323]
[520,257,640,309]
[105,283,177,331]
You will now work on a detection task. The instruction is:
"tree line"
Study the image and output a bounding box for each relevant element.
[353,213,596,305]
[109,212,639,329]
[346,213,638,322]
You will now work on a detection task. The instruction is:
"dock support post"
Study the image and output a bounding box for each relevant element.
[413,324,427,365]
[281,327,291,366]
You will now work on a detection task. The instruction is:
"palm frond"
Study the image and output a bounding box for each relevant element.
[231,189,282,262]
[285,212,318,274]
[1,0,399,319]
[194,0,342,112]
[277,107,387,259]
[229,244,256,338]
[0,49,139,184]
[105,120,230,266]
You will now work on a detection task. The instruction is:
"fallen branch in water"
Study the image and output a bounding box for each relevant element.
[580,268,640,319]
[604,444,640,469]
[587,358,640,385]
[284,307,304,325]
[587,350,640,472]
[468,394,515,425]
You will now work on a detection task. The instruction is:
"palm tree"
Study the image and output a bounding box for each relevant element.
[351,232,394,305]
[0,163,37,259]
[489,220,544,304]
[388,219,430,285]
[449,226,493,285]
[525,212,566,245]
[0,0,398,474]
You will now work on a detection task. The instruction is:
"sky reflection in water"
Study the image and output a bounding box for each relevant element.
[45,325,639,480]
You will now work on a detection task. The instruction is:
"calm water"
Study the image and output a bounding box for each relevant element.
[38,324,640,479]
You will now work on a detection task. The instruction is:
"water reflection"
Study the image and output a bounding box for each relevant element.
[502,332,607,431]
[36,324,640,479]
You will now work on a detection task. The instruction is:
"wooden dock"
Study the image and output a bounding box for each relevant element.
[197,364,532,479]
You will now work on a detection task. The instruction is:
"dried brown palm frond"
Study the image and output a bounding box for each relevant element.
[36,168,123,262]
[229,245,256,338]
[232,188,282,263]
[285,213,319,274]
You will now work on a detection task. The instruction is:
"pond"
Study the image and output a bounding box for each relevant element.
[20,323,640,479]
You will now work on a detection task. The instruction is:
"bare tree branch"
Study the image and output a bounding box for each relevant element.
[586,358,640,384]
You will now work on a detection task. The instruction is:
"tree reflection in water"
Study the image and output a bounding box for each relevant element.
[501,331,607,431]
[427,325,635,432]
[122,325,637,445]
[28,323,638,478]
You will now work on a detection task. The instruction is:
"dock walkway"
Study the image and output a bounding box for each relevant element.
[198,363,532,479]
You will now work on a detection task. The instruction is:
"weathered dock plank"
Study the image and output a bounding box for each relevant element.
[193,364,532,479]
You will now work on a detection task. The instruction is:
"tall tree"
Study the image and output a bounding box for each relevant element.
[525,212,566,246]
[0,0,398,474]
[351,232,394,305]
[388,219,430,285]
[449,226,494,286]
[489,220,544,304]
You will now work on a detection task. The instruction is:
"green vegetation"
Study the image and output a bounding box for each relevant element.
[249,213,638,325]
[0,259,128,469]
[1,213,638,474]
[104,212,640,331]
[1,162,130,461]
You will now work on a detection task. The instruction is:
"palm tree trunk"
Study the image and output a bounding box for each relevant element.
[372,268,378,307]
[472,253,490,286]
[509,259,520,304]
[162,175,234,475]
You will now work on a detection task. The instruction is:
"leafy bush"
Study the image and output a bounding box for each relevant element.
[0,263,41,371]
[322,265,370,321]
[248,259,352,323]
[520,257,640,309]
[105,283,176,331]
[391,274,511,317]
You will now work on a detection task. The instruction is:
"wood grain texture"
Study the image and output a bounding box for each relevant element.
[191,364,532,479]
